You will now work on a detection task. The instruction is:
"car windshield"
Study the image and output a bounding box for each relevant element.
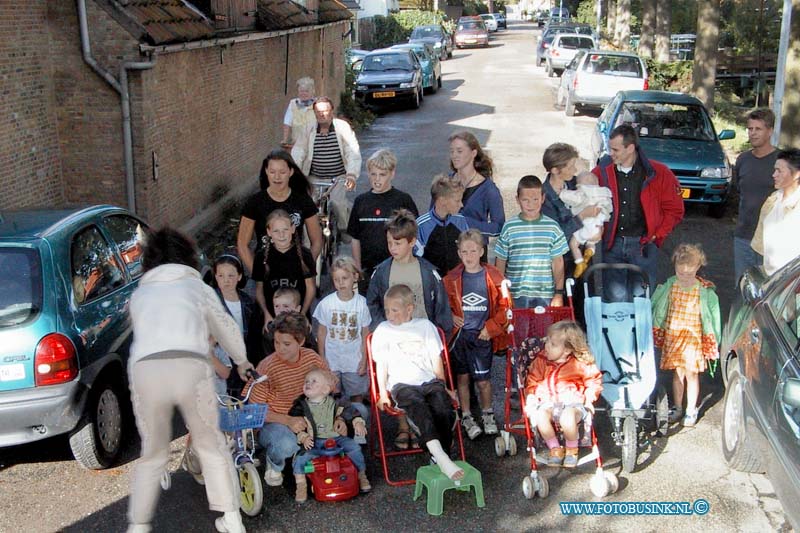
[557,37,594,49]
[582,54,643,77]
[458,21,484,31]
[362,55,413,72]
[0,247,42,329]
[571,26,593,35]
[411,27,442,39]
[615,103,716,141]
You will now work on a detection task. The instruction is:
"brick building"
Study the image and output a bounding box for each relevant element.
[0,0,352,229]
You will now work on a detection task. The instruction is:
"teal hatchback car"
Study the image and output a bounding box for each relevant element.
[392,42,442,94]
[590,90,736,217]
[0,206,146,468]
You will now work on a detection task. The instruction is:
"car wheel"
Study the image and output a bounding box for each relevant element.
[708,202,727,218]
[721,367,764,472]
[438,75,442,89]
[565,92,577,117]
[430,77,438,94]
[69,378,125,469]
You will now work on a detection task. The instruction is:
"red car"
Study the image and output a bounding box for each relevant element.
[454,19,489,49]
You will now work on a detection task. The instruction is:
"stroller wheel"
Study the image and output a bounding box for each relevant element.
[507,435,518,456]
[621,416,638,473]
[605,471,619,493]
[590,471,609,497]
[522,476,535,499]
[494,436,506,457]
[536,475,549,498]
[160,471,171,491]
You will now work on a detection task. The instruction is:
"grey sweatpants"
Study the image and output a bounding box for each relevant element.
[128,356,239,525]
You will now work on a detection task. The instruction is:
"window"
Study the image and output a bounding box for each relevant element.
[71,226,126,305]
[770,277,800,350]
[0,248,42,329]
[583,54,643,77]
[104,215,146,278]
[614,102,715,141]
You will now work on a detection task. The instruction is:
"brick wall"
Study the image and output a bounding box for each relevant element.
[0,1,64,209]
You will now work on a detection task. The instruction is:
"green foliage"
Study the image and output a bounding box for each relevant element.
[643,58,693,92]
[461,0,488,16]
[372,9,448,49]
[670,0,698,34]
[720,0,782,55]
[338,56,375,132]
[575,0,595,25]
[712,93,753,153]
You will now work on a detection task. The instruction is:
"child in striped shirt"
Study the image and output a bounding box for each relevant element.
[494,175,568,309]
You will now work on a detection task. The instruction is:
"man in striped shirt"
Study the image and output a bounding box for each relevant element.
[494,175,568,309]
[247,312,329,488]
[292,97,362,233]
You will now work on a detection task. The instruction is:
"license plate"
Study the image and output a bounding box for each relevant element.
[373,91,395,98]
[0,364,25,382]
[681,188,691,199]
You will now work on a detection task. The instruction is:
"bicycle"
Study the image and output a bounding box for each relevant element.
[310,176,345,289]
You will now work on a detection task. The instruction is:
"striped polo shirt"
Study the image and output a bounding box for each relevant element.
[310,124,346,179]
[494,214,568,298]
[248,347,328,415]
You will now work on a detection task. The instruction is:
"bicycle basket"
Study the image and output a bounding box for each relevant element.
[218,403,268,433]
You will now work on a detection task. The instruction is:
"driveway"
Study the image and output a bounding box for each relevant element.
[0,21,791,533]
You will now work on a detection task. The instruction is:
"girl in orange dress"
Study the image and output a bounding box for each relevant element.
[652,244,721,427]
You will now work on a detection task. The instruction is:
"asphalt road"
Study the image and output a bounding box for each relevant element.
[0,20,792,533]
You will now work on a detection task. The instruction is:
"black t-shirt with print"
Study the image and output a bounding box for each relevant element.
[251,246,316,316]
[241,190,317,250]
[346,187,418,272]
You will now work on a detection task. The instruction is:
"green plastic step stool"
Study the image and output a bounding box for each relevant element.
[413,461,485,516]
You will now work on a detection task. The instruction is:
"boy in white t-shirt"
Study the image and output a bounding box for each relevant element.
[313,256,371,428]
[372,284,464,480]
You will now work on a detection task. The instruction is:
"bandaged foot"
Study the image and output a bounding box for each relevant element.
[426,439,464,481]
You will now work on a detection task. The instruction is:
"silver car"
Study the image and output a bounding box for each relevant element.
[556,49,648,116]
[545,33,597,76]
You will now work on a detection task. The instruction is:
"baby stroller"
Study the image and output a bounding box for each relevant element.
[497,280,619,499]
[583,263,669,473]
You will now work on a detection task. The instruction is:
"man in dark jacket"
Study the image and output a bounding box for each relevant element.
[591,124,685,300]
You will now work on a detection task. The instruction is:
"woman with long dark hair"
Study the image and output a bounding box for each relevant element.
[126,228,253,533]
[237,149,322,273]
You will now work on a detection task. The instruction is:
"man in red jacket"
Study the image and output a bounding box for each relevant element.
[592,124,684,300]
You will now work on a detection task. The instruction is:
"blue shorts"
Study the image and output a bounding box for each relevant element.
[451,329,493,382]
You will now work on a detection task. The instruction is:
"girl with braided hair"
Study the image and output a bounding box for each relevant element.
[252,209,316,330]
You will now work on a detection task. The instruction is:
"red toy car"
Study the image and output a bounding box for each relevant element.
[303,438,359,502]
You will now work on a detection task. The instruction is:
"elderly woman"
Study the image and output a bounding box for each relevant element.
[126,228,253,533]
[280,77,317,148]
[751,148,800,276]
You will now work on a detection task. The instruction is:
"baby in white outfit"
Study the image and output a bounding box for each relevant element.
[559,172,613,277]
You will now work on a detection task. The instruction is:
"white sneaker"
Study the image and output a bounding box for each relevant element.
[215,511,246,533]
[482,412,499,435]
[461,414,483,440]
[126,525,151,533]
[264,465,284,487]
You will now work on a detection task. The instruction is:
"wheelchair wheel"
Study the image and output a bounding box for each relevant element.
[621,416,638,473]
[655,385,669,437]
[494,436,506,457]
[238,462,264,516]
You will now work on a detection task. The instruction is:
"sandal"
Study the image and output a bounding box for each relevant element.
[410,433,421,449]
[394,431,411,450]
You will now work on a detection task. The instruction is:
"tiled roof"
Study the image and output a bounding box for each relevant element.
[256,0,316,31]
[318,0,354,22]
[121,0,215,44]
[338,0,361,10]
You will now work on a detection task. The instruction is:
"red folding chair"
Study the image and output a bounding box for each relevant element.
[366,327,466,487]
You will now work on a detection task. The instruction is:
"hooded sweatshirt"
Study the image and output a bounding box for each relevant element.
[129,264,247,366]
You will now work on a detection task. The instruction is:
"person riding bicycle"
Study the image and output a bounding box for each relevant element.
[291,97,362,234]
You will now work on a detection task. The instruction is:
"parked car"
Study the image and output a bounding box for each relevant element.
[494,12,507,29]
[536,9,549,27]
[347,48,368,71]
[480,13,498,32]
[536,24,578,65]
[545,33,596,76]
[354,48,424,109]
[719,256,800,531]
[391,42,442,94]
[556,50,648,115]
[454,18,489,49]
[589,90,736,217]
[409,24,453,61]
[0,205,147,469]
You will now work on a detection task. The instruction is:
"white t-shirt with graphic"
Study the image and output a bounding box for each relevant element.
[313,292,371,372]
[371,318,443,391]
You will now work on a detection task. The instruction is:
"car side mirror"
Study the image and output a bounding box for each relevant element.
[783,378,800,408]
[353,60,363,72]
[718,129,736,140]
[599,122,608,134]
[740,269,763,304]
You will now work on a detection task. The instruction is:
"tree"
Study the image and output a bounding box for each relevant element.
[638,0,656,57]
[607,0,617,38]
[779,0,800,147]
[655,0,671,61]
[692,0,721,111]
[614,0,631,48]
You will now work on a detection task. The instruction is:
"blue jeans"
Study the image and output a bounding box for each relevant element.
[733,236,763,286]
[257,422,300,472]
[603,236,658,301]
[292,436,366,474]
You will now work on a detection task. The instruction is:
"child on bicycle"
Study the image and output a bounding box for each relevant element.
[289,368,370,502]
[523,320,602,468]
[252,209,316,324]
[372,284,464,480]
[312,256,371,425]
[443,229,510,440]
[652,243,720,427]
